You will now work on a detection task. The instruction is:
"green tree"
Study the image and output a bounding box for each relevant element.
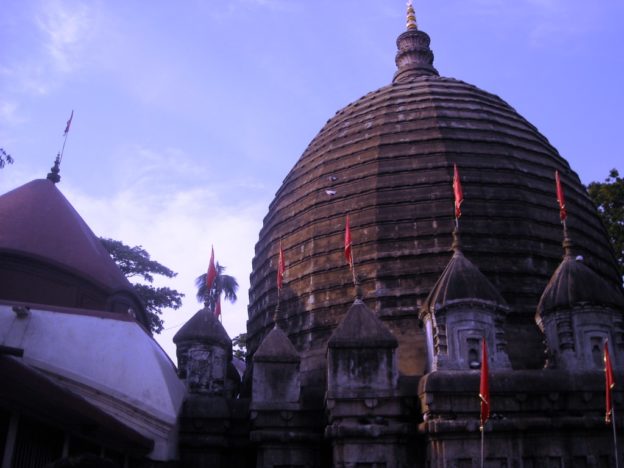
[232,332,247,361]
[100,237,184,334]
[195,262,239,314]
[587,169,624,281]
[0,148,14,168]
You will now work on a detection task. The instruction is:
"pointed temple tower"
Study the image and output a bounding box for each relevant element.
[240,2,624,466]
[3,3,622,467]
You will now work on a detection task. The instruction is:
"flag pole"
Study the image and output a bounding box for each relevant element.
[59,128,70,163]
[480,425,485,468]
[59,110,74,164]
[344,214,360,299]
[479,339,490,468]
[606,340,619,467]
[351,256,359,298]
[612,404,619,468]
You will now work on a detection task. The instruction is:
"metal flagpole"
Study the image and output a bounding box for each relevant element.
[613,403,619,468]
[59,130,69,163]
[59,110,73,163]
[351,257,358,298]
[481,426,485,468]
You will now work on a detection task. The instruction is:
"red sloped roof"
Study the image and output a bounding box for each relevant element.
[0,179,132,293]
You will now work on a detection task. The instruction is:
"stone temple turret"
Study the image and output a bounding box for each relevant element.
[174,308,249,466]
[246,0,620,395]
[537,234,624,370]
[173,307,232,394]
[420,231,511,371]
[189,3,624,467]
[325,299,411,467]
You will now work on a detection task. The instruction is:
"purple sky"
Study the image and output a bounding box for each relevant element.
[2,0,623,358]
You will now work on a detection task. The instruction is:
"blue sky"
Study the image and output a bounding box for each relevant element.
[2,0,623,359]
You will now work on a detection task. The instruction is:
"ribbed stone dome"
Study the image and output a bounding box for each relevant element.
[246,24,620,384]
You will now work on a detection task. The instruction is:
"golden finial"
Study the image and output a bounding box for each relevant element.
[406,0,418,30]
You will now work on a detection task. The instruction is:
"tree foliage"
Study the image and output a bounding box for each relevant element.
[0,148,14,168]
[587,169,624,280]
[100,237,184,334]
[232,332,247,361]
[195,263,239,312]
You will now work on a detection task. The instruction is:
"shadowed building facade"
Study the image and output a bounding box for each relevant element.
[0,168,185,467]
[173,5,624,467]
[1,5,623,468]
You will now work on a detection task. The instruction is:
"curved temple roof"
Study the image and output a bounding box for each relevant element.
[247,17,620,378]
[0,179,133,293]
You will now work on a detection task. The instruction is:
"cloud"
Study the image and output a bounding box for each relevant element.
[57,145,268,360]
[35,0,99,74]
[0,101,25,143]
[0,141,269,361]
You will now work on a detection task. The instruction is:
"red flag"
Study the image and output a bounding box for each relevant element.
[453,164,463,219]
[214,295,221,318]
[64,110,74,136]
[479,339,490,429]
[277,241,285,290]
[344,215,353,268]
[206,246,217,291]
[555,170,567,222]
[605,341,615,423]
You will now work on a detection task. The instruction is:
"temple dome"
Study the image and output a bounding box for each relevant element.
[246,22,620,383]
[537,250,624,315]
[0,178,147,325]
[173,307,232,350]
[421,246,508,316]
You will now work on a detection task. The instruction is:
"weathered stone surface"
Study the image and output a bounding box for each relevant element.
[419,370,623,467]
[238,12,623,468]
[537,249,624,315]
[326,300,416,467]
[246,43,620,387]
[421,245,507,314]
[254,326,300,363]
[178,395,252,467]
[536,244,624,370]
[327,300,398,399]
[173,308,232,349]
[421,243,511,371]
[252,326,301,406]
[174,308,233,396]
[328,299,398,349]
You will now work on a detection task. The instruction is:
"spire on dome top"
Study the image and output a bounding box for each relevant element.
[393,2,438,82]
[46,154,61,184]
[406,0,417,30]
[451,228,462,254]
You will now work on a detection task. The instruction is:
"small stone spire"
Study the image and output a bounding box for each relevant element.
[406,0,417,30]
[46,154,61,184]
[562,227,574,259]
[393,3,438,83]
[451,228,462,254]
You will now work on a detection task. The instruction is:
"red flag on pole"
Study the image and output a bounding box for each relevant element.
[277,241,285,290]
[605,341,615,423]
[214,295,221,318]
[64,110,74,136]
[453,164,463,219]
[480,339,490,430]
[345,215,353,268]
[206,246,217,291]
[555,170,567,222]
